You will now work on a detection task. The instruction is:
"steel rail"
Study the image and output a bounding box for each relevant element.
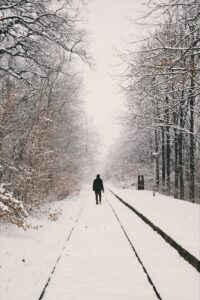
[38,203,85,300]
[106,194,163,300]
[109,188,200,273]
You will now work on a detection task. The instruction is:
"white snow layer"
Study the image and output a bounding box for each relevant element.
[0,194,85,300]
[107,190,200,300]
[0,186,199,300]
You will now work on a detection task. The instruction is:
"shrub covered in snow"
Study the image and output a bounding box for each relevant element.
[0,184,28,228]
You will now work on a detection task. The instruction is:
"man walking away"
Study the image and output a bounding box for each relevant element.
[93,174,104,205]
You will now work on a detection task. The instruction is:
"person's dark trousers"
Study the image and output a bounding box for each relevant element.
[95,191,102,204]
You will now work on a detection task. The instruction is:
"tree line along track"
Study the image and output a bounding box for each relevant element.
[108,188,200,273]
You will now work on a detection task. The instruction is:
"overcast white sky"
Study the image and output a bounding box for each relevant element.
[84,0,143,153]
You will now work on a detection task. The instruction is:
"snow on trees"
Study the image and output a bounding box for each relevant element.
[0,183,28,227]
[0,0,88,85]
[0,1,95,225]
[107,0,200,203]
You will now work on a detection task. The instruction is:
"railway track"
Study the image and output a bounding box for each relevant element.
[109,188,200,273]
[105,193,163,300]
[37,193,163,300]
[37,188,199,300]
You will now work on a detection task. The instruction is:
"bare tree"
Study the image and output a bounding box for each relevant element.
[0,1,97,225]
[110,0,200,203]
[0,0,88,85]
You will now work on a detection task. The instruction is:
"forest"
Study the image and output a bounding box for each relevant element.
[0,2,199,299]
[0,0,97,226]
[1,0,200,228]
[105,0,200,203]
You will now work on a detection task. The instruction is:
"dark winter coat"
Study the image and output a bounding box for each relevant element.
[93,178,104,192]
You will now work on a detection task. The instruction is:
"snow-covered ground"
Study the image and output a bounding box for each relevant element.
[107,190,200,300]
[0,192,85,300]
[0,186,199,300]
[110,186,200,260]
[43,189,158,300]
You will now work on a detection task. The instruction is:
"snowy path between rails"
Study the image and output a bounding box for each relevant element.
[0,186,199,300]
[42,189,157,300]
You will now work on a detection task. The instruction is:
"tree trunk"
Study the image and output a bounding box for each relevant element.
[161,126,165,187]
[179,90,184,200]
[155,129,159,188]
[174,127,179,198]
[165,96,171,195]
[189,48,195,202]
